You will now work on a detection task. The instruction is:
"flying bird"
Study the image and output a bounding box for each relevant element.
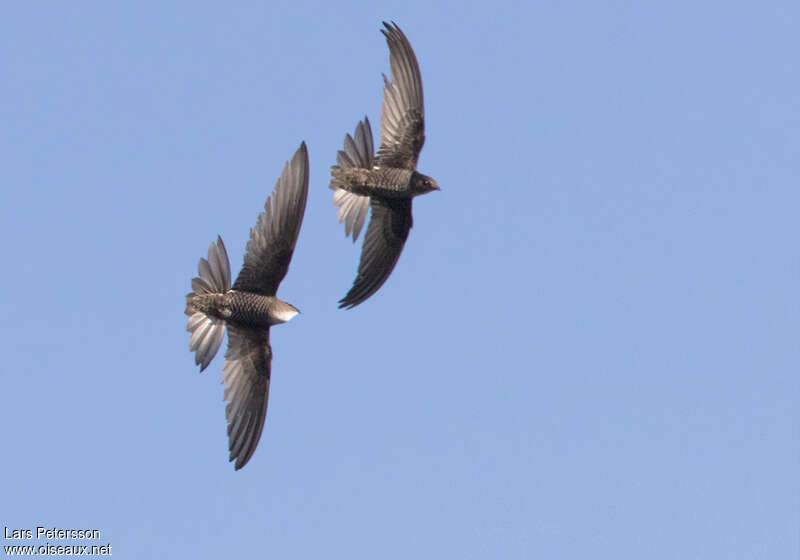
[331,22,439,309]
[185,142,309,470]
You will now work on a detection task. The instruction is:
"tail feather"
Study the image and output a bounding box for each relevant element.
[335,116,374,169]
[187,312,225,371]
[331,117,373,241]
[185,236,231,371]
[196,236,231,294]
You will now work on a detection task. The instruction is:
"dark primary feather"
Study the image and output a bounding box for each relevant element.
[339,198,413,309]
[376,21,426,171]
[223,326,271,470]
[232,142,309,296]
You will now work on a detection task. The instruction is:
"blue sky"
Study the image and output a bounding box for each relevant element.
[1,1,798,557]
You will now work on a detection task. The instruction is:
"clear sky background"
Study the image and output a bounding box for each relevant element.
[1,1,798,558]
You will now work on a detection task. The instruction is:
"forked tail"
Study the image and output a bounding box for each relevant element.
[185,236,231,371]
[331,117,374,241]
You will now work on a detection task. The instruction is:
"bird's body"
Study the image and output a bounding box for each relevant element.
[186,291,298,329]
[330,22,439,309]
[331,167,435,199]
[185,142,309,470]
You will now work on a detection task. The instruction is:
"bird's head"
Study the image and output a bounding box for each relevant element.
[413,173,440,195]
[271,300,301,325]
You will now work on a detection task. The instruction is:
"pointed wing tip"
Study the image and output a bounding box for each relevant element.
[381,21,407,44]
[229,440,257,470]
[337,292,365,309]
[292,141,310,170]
[283,141,308,177]
[227,430,252,470]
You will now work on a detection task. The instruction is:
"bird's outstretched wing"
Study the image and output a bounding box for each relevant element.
[332,117,374,241]
[223,326,272,470]
[339,198,413,309]
[233,142,309,296]
[376,22,425,171]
